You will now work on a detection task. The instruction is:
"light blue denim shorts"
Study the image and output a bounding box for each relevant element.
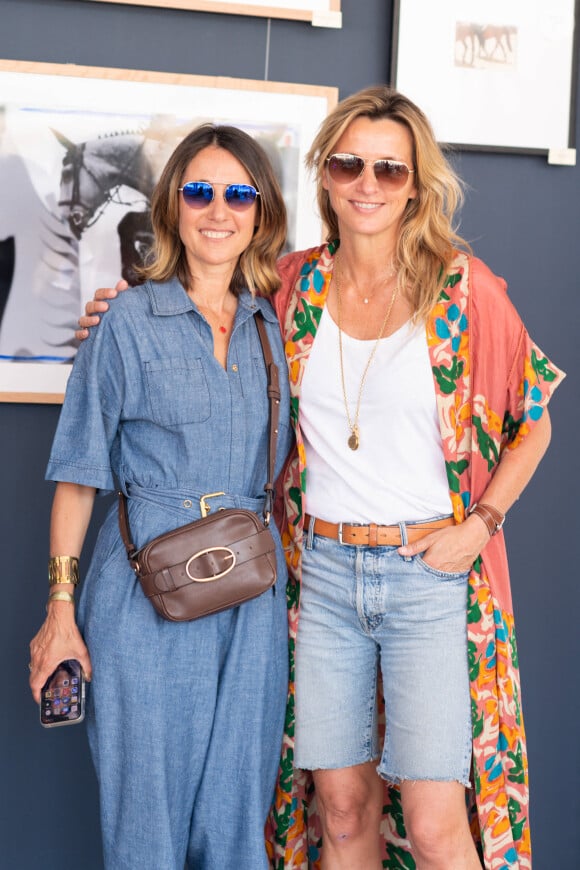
[294,519,472,786]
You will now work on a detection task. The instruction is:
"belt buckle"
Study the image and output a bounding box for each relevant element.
[337,522,344,545]
[199,491,226,518]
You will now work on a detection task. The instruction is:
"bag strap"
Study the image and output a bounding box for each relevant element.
[254,310,280,525]
[118,488,138,565]
[118,308,280,560]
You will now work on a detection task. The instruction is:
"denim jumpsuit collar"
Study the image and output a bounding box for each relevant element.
[145,277,279,326]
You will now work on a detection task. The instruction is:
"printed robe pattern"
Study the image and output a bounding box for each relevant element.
[265,242,564,869]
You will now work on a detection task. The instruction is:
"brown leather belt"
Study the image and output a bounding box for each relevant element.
[304,514,455,547]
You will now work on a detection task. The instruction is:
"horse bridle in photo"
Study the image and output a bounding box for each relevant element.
[58,138,148,232]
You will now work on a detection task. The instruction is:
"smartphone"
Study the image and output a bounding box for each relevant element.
[40,659,85,728]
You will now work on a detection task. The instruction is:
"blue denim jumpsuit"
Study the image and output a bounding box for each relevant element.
[46,278,292,870]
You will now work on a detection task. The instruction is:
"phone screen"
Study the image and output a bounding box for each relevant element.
[40,659,85,728]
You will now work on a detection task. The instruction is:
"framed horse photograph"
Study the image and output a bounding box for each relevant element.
[391,0,578,157]
[80,0,342,27]
[0,59,337,402]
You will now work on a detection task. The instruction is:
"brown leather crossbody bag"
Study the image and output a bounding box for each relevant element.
[118,313,280,622]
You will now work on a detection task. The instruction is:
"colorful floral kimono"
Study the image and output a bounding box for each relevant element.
[265,242,564,869]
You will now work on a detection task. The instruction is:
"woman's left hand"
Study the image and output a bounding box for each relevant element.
[398,516,491,574]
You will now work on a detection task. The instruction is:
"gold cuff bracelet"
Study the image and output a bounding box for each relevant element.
[48,555,80,587]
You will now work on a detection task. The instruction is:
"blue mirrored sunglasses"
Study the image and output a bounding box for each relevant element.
[178,181,260,211]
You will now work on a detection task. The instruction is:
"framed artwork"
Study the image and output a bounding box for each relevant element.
[0,59,337,402]
[81,0,342,27]
[392,0,578,157]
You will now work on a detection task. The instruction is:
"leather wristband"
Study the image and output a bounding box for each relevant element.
[48,556,80,587]
[468,502,505,537]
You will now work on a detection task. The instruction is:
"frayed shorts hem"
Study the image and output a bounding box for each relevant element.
[378,767,472,789]
[294,752,380,772]
[294,757,471,791]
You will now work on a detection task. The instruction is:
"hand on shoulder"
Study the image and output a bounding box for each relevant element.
[75,279,129,341]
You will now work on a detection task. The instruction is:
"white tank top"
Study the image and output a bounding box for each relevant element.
[300,306,452,524]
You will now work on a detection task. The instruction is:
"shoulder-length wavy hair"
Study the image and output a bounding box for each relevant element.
[139,124,287,296]
[305,86,470,320]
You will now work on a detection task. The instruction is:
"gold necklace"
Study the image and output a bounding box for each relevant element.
[335,258,398,450]
[357,262,396,304]
[190,291,235,334]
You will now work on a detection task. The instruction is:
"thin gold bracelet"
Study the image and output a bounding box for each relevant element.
[47,590,75,606]
[48,556,80,587]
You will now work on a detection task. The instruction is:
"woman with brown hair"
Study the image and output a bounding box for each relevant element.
[30,123,292,869]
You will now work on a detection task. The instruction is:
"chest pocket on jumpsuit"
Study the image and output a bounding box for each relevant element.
[145,356,211,426]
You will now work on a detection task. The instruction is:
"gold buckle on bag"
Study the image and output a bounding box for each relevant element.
[186,547,236,582]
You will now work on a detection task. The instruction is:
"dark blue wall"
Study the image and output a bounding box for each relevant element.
[1,1,578,867]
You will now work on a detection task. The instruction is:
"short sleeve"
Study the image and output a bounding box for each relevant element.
[468,256,565,453]
[503,327,565,450]
[46,316,125,491]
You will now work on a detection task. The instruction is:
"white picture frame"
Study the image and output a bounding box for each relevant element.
[0,59,337,402]
[392,0,578,155]
[82,0,342,28]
